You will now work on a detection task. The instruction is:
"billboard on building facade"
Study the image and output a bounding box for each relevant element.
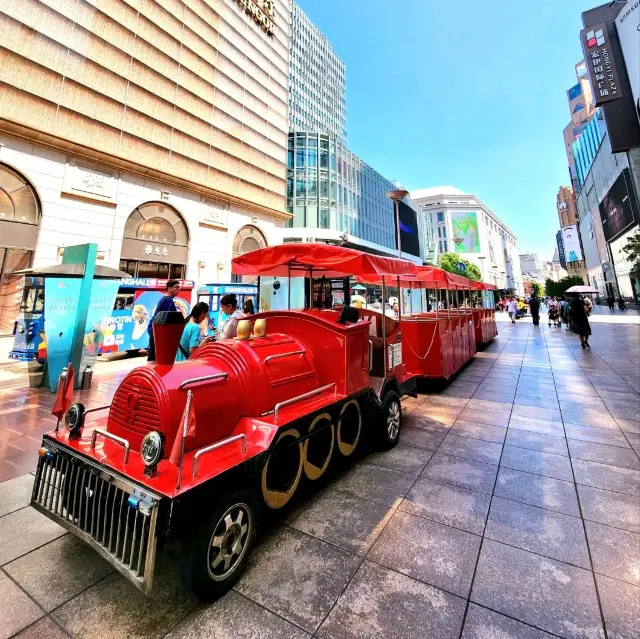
[556,230,567,269]
[397,201,421,257]
[616,0,639,122]
[599,169,639,241]
[562,225,583,263]
[580,23,623,105]
[451,212,481,253]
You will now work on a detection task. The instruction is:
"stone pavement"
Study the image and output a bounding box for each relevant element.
[0,315,638,639]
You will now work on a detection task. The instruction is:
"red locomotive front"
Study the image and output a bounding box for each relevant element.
[31,244,418,599]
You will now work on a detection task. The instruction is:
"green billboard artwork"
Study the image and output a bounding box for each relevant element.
[451,212,481,253]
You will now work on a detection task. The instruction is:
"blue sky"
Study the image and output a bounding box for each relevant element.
[296,0,603,260]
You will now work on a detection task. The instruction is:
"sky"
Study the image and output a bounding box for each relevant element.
[296,0,605,260]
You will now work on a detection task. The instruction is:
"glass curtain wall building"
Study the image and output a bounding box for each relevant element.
[289,3,347,144]
[286,132,396,251]
[572,111,606,190]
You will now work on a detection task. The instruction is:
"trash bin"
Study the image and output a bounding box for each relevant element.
[81,364,93,390]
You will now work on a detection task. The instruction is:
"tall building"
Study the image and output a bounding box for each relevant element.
[556,186,588,283]
[285,3,419,260]
[562,60,597,191]
[289,2,347,144]
[519,252,566,284]
[284,132,420,259]
[410,187,523,293]
[0,0,292,333]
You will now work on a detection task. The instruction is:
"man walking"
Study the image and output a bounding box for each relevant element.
[506,297,517,324]
[147,279,181,362]
[606,295,615,312]
[529,294,541,326]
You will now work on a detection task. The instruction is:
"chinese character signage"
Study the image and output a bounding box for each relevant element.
[234,0,275,36]
[581,23,623,105]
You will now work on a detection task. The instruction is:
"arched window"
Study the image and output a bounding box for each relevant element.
[0,164,41,334]
[0,164,40,224]
[124,202,188,245]
[232,225,267,283]
[232,225,267,258]
[120,202,189,279]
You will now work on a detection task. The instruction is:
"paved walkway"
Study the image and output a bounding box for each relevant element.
[0,317,638,638]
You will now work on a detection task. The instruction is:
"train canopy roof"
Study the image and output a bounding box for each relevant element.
[231,243,419,278]
[358,265,487,289]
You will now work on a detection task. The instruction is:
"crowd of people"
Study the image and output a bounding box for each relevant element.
[146,280,257,362]
[501,292,593,348]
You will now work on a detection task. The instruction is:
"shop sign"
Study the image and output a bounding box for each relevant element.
[234,0,275,36]
[200,199,229,229]
[580,23,623,105]
[62,158,118,204]
[121,238,188,264]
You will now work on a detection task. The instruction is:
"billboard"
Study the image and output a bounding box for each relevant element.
[556,230,567,269]
[616,0,639,122]
[451,211,481,253]
[599,169,639,241]
[397,201,421,257]
[562,225,583,263]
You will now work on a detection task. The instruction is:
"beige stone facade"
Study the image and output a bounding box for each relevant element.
[0,0,291,217]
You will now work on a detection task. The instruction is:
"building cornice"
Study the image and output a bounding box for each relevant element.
[0,119,293,222]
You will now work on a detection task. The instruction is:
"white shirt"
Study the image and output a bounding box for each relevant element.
[506,300,517,313]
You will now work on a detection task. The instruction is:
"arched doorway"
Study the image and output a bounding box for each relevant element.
[231,225,267,283]
[119,202,189,280]
[0,163,41,334]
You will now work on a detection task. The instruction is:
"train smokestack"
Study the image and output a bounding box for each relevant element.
[152,311,185,365]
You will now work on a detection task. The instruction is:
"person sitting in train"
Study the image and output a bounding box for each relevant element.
[217,294,246,340]
[176,302,211,362]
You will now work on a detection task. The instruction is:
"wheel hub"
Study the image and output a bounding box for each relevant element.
[207,504,252,581]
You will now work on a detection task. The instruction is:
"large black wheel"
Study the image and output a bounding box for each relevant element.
[181,489,258,601]
[376,390,402,450]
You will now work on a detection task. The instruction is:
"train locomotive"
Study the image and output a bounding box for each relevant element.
[30,244,419,600]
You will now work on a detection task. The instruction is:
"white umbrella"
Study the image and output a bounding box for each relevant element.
[565,285,600,294]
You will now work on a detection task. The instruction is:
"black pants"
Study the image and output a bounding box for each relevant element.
[532,314,540,326]
[147,333,156,362]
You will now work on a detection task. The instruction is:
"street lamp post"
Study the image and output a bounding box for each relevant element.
[386,189,409,258]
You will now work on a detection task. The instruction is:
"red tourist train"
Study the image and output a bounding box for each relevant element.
[30,244,497,600]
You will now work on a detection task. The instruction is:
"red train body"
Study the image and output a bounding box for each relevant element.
[31,245,418,600]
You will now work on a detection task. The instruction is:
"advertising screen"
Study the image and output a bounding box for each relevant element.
[562,225,583,263]
[599,169,639,241]
[556,230,567,269]
[397,201,421,257]
[451,212,481,253]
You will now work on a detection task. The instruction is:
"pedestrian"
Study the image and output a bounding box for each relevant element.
[618,297,628,311]
[176,302,211,361]
[607,295,615,311]
[217,294,246,339]
[569,295,592,349]
[529,294,541,326]
[243,298,255,316]
[147,279,181,362]
[562,296,571,330]
[506,296,517,324]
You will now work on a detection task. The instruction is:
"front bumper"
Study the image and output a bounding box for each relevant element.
[31,439,162,594]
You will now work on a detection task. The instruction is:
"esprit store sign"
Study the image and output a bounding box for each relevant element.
[234,0,275,36]
[580,23,623,105]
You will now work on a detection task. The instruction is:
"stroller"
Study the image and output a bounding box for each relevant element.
[548,305,561,328]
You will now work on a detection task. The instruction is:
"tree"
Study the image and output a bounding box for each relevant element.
[622,229,640,274]
[545,275,584,298]
[531,282,544,297]
[438,253,482,281]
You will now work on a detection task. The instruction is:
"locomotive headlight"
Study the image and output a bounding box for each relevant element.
[65,403,86,439]
[141,431,164,475]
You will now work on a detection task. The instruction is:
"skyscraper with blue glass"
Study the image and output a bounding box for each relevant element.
[286,3,419,259]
